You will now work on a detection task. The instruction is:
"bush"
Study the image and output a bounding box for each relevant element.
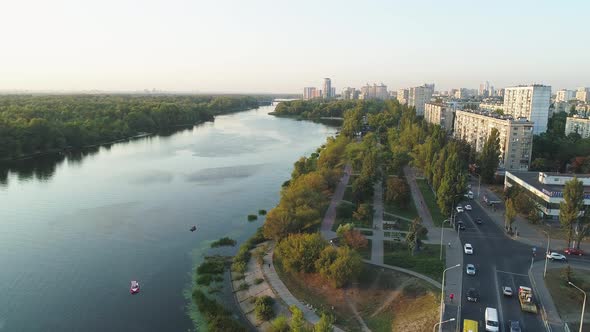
[258,209,267,215]
[254,296,275,321]
[248,214,258,221]
[192,289,246,332]
[211,237,237,248]
[269,315,290,332]
[197,256,228,275]
[196,274,223,286]
[336,202,354,219]
[237,282,250,291]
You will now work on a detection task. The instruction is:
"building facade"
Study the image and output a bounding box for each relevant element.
[303,87,316,100]
[454,110,534,171]
[323,78,332,99]
[424,103,454,130]
[576,87,590,103]
[503,85,551,134]
[556,89,575,102]
[479,102,504,112]
[408,84,434,115]
[505,171,590,219]
[565,116,590,138]
[397,88,409,104]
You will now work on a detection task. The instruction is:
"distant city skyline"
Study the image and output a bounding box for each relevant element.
[1,0,589,93]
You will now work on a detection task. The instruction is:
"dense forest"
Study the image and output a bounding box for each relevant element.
[272,99,385,119]
[0,94,261,160]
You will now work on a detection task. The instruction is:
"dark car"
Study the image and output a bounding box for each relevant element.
[564,248,584,256]
[466,288,479,302]
[456,222,466,231]
[475,218,483,225]
[509,320,521,332]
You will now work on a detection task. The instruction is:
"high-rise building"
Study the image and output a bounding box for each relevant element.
[576,87,590,103]
[408,84,434,115]
[360,83,389,100]
[424,103,454,130]
[565,116,590,138]
[331,87,336,98]
[503,85,551,134]
[397,89,409,104]
[455,88,476,99]
[556,89,575,102]
[303,87,316,100]
[454,110,534,171]
[342,87,359,100]
[323,78,332,99]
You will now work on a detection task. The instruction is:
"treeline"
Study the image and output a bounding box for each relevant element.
[0,94,260,160]
[532,111,590,172]
[272,99,384,119]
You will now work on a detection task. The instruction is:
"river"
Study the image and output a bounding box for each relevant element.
[0,104,337,332]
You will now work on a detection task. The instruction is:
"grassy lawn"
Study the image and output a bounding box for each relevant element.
[384,201,418,220]
[545,268,590,330]
[416,179,449,228]
[358,239,372,259]
[275,260,440,332]
[383,219,411,231]
[383,241,445,282]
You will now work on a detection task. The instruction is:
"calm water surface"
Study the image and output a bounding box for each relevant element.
[0,105,337,331]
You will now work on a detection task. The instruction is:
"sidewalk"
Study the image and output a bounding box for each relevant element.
[529,261,564,332]
[476,181,590,252]
[321,164,352,240]
[370,180,384,264]
[404,166,463,325]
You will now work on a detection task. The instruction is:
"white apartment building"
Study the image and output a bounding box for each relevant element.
[576,87,590,103]
[503,85,551,134]
[408,84,434,115]
[424,103,454,130]
[479,102,504,112]
[556,89,575,102]
[565,116,590,138]
[361,83,388,100]
[397,89,409,104]
[454,110,534,171]
[303,87,316,100]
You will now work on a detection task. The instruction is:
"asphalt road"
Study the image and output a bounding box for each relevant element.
[456,199,545,332]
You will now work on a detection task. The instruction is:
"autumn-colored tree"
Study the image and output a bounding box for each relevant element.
[276,233,327,273]
[342,229,368,249]
[385,177,410,208]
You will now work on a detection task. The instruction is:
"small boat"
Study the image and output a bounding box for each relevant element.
[190,226,197,232]
[130,280,140,294]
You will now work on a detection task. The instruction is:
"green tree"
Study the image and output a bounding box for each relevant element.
[479,128,501,183]
[254,296,274,321]
[269,315,290,332]
[560,177,584,247]
[505,198,517,232]
[289,306,306,332]
[353,203,372,222]
[315,246,362,288]
[385,177,410,208]
[276,233,327,273]
[406,217,427,255]
[314,313,334,332]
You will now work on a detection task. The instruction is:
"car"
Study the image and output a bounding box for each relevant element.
[564,248,584,256]
[466,288,479,302]
[475,218,483,225]
[502,286,513,296]
[456,205,464,213]
[509,320,521,332]
[468,191,474,199]
[464,243,473,254]
[547,252,567,261]
[466,264,476,275]
[465,204,472,211]
[457,221,466,231]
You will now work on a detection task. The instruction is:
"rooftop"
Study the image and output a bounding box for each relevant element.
[456,109,532,123]
[507,171,590,198]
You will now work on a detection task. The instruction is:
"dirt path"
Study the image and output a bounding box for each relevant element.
[370,278,413,318]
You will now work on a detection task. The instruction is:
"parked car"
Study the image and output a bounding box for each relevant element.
[457,221,466,231]
[564,248,584,256]
[456,205,464,213]
[502,286,513,296]
[466,264,476,275]
[464,243,473,254]
[509,320,521,332]
[465,204,472,211]
[466,288,479,302]
[468,191,474,199]
[475,218,483,225]
[546,252,567,261]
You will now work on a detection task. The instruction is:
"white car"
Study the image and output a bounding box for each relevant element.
[466,264,476,275]
[464,243,473,254]
[546,252,567,261]
[502,286,513,296]
[465,204,472,211]
[456,205,464,213]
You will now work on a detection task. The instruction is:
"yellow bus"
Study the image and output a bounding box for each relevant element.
[463,319,478,332]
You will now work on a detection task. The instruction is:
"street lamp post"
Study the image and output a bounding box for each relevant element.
[433,318,456,332]
[543,231,551,278]
[568,281,587,332]
[439,264,461,332]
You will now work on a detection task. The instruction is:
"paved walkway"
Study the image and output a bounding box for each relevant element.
[529,260,564,331]
[262,243,345,332]
[404,166,463,322]
[321,164,352,240]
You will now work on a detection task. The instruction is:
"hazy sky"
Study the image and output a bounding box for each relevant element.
[1,0,589,93]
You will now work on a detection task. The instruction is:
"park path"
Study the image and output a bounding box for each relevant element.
[321,163,352,240]
[403,166,463,324]
[370,180,384,264]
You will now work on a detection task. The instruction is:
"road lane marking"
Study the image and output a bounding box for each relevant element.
[496,270,529,277]
[492,266,505,328]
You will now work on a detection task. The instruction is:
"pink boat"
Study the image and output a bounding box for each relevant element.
[130,280,140,294]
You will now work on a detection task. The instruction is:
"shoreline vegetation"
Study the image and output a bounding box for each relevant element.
[0,94,267,162]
